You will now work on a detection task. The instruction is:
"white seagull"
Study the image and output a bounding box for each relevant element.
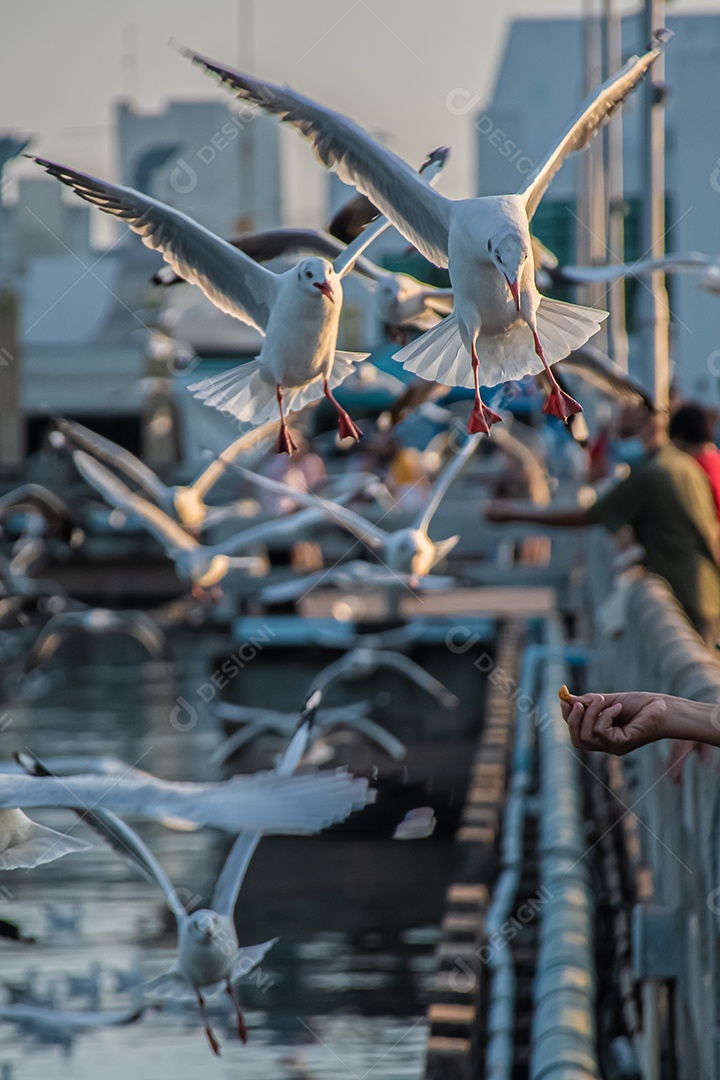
[163,225,455,339]
[72,450,366,589]
[211,698,406,765]
[550,251,720,296]
[55,417,280,530]
[33,151,444,455]
[304,624,459,710]
[183,39,665,432]
[236,431,481,580]
[0,763,373,838]
[23,609,169,673]
[15,749,286,1057]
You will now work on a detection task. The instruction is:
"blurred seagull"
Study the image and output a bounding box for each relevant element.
[303,623,458,710]
[549,250,720,296]
[72,449,372,588]
[0,1002,147,1053]
[236,432,481,579]
[183,40,665,431]
[0,759,373,839]
[22,609,169,674]
[0,485,83,549]
[211,699,405,765]
[33,152,444,454]
[0,809,91,871]
[55,417,279,530]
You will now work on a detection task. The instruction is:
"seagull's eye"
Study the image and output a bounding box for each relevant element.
[487,240,492,253]
[305,269,312,278]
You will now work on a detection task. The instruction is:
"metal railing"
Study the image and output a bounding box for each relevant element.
[593,570,720,1079]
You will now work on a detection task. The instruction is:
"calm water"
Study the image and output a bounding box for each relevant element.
[0,627,488,1079]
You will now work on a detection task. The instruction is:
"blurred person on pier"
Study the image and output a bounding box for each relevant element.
[486,402,720,647]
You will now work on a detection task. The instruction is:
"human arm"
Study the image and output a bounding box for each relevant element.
[485,501,594,527]
[560,690,720,756]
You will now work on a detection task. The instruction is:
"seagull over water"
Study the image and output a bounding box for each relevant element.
[32,151,445,455]
[211,699,406,765]
[0,761,374,847]
[182,39,665,433]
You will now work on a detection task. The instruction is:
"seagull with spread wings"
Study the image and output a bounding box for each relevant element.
[55,418,280,530]
[182,39,665,433]
[211,698,406,765]
[33,150,444,454]
[153,149,453,341]
[236,431,481,580]
[71,449,377,589]
[549,251,720,296]
[15,699,369,1055]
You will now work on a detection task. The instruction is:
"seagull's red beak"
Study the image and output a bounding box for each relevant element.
[505,275,521,313]
[314,280,334,302]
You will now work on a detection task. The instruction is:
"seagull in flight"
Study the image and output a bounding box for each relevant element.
[32,150,444,455]
[55,417,280,530]
[211,698,406,765]
[71,449,376,589]
[163,225,456,340]
[22,609,169,674]
[236,431,481,580]
[549,251,720,297]
[182,38,665,432]
[0,758,373,859]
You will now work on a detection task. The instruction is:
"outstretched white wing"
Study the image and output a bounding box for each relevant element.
[415,433,482,533]
[73,451,196,555]
[558,251,711,285]
[332,146,450,279]
[57,419,169,505]
[519,42,665,220]
[233,465,388,550]
[33,157,279,331]
[17,748,187,922]
[0,768,373,834]
[0,808,91,870]
[183,49,452,266]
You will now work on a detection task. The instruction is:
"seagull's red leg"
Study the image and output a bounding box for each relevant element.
[197,991,221,1057]
[467,342,502,435]
[275,385,298,455]
[323,379,363,441]
[226,980,248,1044]
[531,329,583,422]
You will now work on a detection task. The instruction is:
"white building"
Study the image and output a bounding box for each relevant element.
[476,14,720,402]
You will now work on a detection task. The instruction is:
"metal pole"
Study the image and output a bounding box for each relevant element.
[578,0,609,353]
[603,0,630,370]
[636,0,670,406]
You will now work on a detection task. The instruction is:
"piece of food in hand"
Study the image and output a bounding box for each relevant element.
[558,684,573,703]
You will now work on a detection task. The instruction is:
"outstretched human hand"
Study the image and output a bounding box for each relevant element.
[559,689,667,756]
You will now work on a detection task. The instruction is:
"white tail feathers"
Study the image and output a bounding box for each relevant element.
[189,352,365,424]
[0,809,92,870]
[393,299,608,388]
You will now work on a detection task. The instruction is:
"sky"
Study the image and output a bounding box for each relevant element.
[1,0,718,223]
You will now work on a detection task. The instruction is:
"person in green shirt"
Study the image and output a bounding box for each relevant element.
[486,403,720,644]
